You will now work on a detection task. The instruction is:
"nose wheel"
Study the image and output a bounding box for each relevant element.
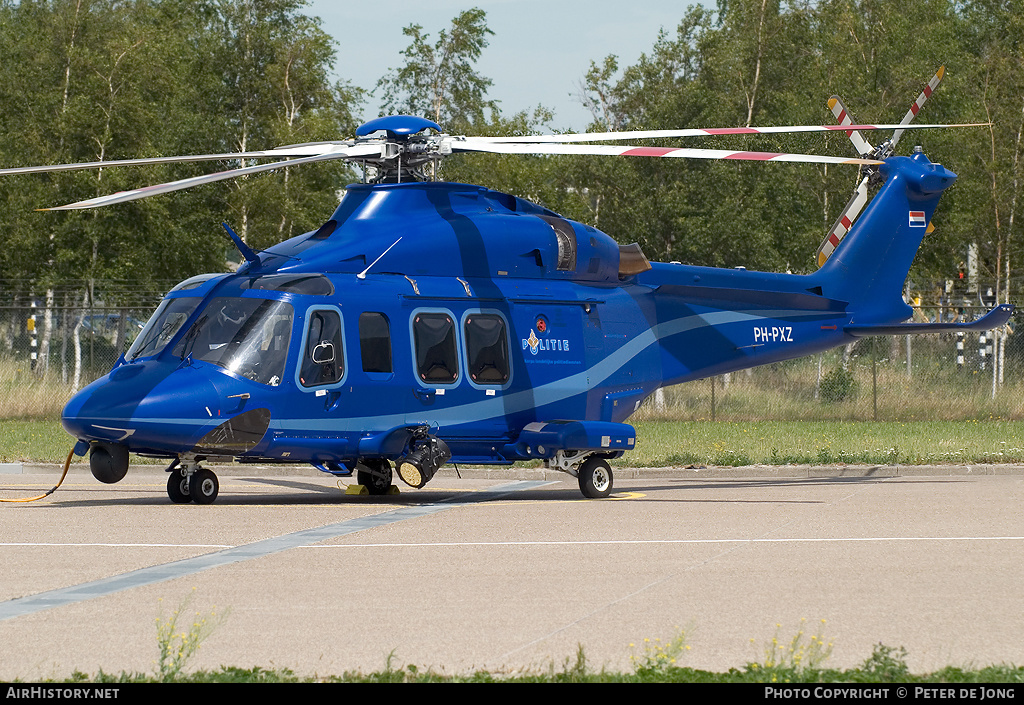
[189,468,219,504]
[166,460,220,504]
[167,469,191,503]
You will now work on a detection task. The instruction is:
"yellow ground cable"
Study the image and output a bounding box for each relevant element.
[0,448,75,503]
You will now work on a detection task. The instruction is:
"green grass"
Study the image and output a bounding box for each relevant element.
[0,419,77,463]
[637,355,1024,423]
[4,417,1024,466]
[628,419,1024,467]
[29,643,1024,683]
[0,356,74,421]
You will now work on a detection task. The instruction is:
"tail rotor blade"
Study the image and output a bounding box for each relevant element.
[828,96,874,156]
[817,68,946,268]
[817,176,869,267]
[892,66,945,149]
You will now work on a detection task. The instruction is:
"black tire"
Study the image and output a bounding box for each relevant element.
[357,459,393,495]
[188,468,219,504]
[578,457,613,499]
[167,470,191,504]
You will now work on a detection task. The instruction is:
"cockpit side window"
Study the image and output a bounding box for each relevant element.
[170,273,221,292]
[127,297,201,361]
[241,274,334,296]
[173,297,293,386]
[299,309,344,387]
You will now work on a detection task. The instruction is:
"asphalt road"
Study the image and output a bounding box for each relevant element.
[1,462,1022,679]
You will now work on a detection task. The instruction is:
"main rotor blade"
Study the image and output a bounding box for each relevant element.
[892,66,945,148]
[0,143,356,176]
[41,145,379,210]
[454,140,883,166]
[466,121,983,144]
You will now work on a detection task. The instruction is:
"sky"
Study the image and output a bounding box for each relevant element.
[305,0,702,132]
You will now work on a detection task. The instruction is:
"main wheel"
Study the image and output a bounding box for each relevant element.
[357,459,393,495]
[578,457,613,499]
[167,469,191,504]
[188,468,219,504]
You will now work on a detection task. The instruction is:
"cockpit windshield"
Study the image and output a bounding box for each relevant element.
[127,298,201,361]
[173,297,293,386]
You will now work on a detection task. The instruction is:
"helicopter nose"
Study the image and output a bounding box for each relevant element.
[62,362,219,454]
[62,362,163,443]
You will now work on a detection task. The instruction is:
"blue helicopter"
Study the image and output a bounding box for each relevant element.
[4,73,1011,503]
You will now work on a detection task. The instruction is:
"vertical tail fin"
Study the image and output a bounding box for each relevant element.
[808,150,956,323]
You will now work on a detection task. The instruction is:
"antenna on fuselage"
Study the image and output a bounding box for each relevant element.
[357,237,403,280]
[221,222,261,267]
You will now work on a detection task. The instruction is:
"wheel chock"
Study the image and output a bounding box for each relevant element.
[345,484,401,495]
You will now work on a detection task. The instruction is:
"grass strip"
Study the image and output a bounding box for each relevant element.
[3,418,1023,467]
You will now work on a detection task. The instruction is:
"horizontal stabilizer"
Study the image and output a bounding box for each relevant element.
[845,304,1013,337]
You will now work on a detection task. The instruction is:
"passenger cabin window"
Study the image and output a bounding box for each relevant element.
[413,312,458,384]
[359,312,392,373]
[464,314,510,384]
[300,309,344,387]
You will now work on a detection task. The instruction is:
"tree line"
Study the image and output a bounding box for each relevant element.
[0,0,1021,324]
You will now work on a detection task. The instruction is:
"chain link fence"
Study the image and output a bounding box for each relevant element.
[641,298,1024,422]
[1,281,1020,422]
[0,282,170,416]
[1,302,153,381]
[639,332,1024,423]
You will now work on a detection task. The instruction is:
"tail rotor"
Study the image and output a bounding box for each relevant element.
[816,67,945,268]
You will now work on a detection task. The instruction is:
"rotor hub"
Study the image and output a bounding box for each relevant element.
[354,115,450,183]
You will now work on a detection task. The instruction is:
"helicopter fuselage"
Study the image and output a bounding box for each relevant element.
[60,152,1012,498]
[62,180,853,468]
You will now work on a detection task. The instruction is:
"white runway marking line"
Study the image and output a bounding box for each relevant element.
[5,536,1022,550]
[493,476,967,665]
[300,536,1024,548]
[0,480,550,622]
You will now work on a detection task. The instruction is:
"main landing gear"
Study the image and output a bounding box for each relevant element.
[546,451,615,499]
[577,456,614,499]
[356,458,394,495]
[166,458,220,504]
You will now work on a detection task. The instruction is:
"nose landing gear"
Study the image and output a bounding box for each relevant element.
[165,458,220,504]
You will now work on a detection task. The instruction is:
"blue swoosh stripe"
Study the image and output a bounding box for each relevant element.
[114,308,827,435]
